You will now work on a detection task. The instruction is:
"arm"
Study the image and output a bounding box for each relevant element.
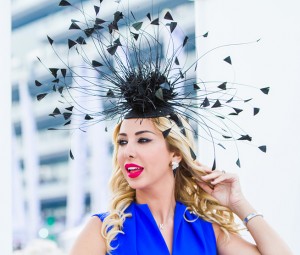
[212,223,260,255]
[69,216,106,255]
[225,199,292,255]
[198,168,293,255]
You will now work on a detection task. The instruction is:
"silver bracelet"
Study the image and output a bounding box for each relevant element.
[243,212,263,226]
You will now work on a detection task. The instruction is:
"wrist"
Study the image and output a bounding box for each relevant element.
[243,212,263,226]
[230,198,256,220]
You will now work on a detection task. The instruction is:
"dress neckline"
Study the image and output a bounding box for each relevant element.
[132,201,186,255]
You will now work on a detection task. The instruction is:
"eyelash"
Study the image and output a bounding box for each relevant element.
[117,138,152,146]
[138,138,152,143]
[117,139,127,146]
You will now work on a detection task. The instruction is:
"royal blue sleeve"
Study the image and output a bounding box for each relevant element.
[92,212,109,222]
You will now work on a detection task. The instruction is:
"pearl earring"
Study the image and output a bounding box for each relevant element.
[171,161,179,170]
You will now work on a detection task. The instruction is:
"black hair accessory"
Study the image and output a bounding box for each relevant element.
[36,0,269,168]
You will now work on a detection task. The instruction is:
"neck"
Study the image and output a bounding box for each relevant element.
[135,177,176,228]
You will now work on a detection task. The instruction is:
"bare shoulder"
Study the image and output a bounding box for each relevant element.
[212,223,260,255]
[69,216,106,255]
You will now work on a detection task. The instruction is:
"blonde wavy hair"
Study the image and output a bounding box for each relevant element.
[101,116,239,253]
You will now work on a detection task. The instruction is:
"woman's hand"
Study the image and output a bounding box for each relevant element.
[196,163,246,212]
[195,162,294,255]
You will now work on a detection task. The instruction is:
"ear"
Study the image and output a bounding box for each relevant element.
[171,150,182,163]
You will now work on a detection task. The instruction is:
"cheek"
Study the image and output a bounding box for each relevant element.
[151,146,172,166]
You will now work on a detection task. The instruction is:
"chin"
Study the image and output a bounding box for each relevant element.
[126,178,152,191]
[127,180,144,190]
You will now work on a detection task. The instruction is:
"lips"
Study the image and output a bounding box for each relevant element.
[124,163,144,178]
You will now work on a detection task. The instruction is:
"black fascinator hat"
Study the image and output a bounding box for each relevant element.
[36,0,269,168]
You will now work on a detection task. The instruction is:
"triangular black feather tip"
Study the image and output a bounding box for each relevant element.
[162,128,171,138]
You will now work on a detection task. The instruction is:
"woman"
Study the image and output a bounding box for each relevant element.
[69,115,292,255]
[37,1,292,254]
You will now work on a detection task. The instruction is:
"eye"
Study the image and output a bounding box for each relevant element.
[117,139,128,146]
[138,138,152,143]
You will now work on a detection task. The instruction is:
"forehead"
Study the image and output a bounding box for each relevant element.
[119,118,157,134]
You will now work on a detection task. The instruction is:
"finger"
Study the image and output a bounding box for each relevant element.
[210,175,227,185]
[201,170,224,181]
[198,182,213,195]
[210,173,237,185]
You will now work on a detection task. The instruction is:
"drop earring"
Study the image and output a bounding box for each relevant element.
[171,161,179,176]
[171,161,179,171]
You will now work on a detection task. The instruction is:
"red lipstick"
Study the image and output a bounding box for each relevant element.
[125,163,144,178]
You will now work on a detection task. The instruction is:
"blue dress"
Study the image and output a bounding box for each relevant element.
[94,201,217,255]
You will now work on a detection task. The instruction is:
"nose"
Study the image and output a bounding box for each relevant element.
[123,141,136,159]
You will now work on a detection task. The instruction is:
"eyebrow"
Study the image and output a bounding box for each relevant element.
[118,130,156,136]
